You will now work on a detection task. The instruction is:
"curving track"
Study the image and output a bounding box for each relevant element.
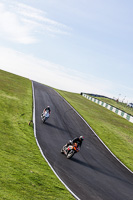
[33,81,133,200]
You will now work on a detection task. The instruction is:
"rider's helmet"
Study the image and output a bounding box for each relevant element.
[79,136,84,141]
[47,106,50,110]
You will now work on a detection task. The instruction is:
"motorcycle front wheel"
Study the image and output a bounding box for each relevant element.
[43,119,46,123]
[67,150,75,159]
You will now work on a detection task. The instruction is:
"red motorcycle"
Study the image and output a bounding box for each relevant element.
[61,143,80,159]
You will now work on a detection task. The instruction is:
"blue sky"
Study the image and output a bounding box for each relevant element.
[0,0,133,103]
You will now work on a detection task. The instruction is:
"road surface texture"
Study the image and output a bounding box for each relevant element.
[33,81,133,200]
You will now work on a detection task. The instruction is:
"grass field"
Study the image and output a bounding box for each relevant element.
[55,90,133,172]
[0,70,74,200]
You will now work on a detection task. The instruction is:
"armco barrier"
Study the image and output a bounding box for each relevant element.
[82,93,133,123]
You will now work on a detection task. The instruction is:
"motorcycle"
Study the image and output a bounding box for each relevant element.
[41,110,50,123]
[61,143,80,159]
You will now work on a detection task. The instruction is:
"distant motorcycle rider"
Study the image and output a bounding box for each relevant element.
[65,136,84,148]
[43,106,51,114]
[41,106,51,121]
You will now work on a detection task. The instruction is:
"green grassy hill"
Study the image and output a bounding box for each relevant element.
[0,70,74,200]
[89,96,133,116]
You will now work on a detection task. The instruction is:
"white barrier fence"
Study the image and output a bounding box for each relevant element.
[82,93,133,123]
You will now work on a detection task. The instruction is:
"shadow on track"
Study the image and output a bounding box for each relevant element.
[71,157,133,186]
[44,121,68,133]
[71,157,90,168]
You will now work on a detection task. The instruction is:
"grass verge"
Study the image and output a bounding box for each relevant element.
[55,89,133,172]
[88,95,133,116]
[0,70,74,200]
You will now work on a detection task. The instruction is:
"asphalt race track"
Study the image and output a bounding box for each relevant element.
[33,81,133,200]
